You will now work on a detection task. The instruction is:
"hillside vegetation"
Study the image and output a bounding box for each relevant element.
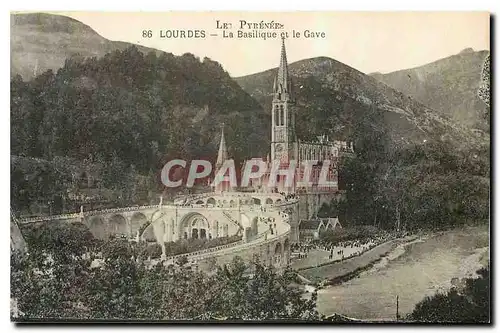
[236,57,487,153]
[11,13,490,233]
[11,46,268,214]
[11,46,268,167]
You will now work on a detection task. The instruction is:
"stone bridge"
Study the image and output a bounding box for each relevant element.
[17,192,299,269]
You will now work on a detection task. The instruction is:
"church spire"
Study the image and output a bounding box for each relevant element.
[274,37,292,98]
[216,124,228,168]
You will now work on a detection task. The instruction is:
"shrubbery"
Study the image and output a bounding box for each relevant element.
[11,244,320,321]
[163,235,242,257]
[408,266,490,323]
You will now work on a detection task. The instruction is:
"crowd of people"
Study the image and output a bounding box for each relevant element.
[278,192,298,201]
[291,232,395,262]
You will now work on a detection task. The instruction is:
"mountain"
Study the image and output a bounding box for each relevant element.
[11,13,270,175]
[12,12,487,155]
[236,56,487,151]
[370,49,490,130]
[11,12,163,80]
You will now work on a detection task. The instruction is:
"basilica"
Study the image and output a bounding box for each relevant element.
[213,38,353,194]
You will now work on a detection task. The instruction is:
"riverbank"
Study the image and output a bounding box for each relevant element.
[315,225,489,320]
[298,236,416,285]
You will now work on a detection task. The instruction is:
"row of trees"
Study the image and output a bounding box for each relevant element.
[316,225,382,245]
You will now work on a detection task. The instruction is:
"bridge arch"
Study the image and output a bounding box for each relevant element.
[240,213,250,229]
[265,198,273,205]
[130,212,148,236]
[109,214,128,237]
[142,224,157,242]
[88,216,106,239]
[207,197,216,206]
[251,217,258,236]
[178,212,210,240]
[252,197,261,205]
[141,210,172,243]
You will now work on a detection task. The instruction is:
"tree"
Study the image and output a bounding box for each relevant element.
[409,266,490,323]
[12,238,323,322]
[22,222,95,262]
[209,257,321,320]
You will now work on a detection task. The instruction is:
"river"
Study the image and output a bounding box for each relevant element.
[315,225,489,321]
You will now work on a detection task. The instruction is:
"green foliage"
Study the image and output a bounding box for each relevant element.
[11,46,267,171]
[11,46,271,214]
[11,156,73,214]
[409,266,490,323]
[11,249,95,319]
[163,235,242,257]
[204,257,322,320]
[22,222,96,261]
[136,243,163,259]
[11,243,320,321]
[338,135,489,231]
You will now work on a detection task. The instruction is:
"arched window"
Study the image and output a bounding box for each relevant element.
[280,105,285,126]
[275,106,279,125]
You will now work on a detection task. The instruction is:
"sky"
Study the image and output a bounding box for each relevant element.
[55,11,489,77]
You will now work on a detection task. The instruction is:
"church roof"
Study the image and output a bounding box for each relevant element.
[299,219,322,230]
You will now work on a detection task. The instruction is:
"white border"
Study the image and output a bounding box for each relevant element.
[2,1,498,332]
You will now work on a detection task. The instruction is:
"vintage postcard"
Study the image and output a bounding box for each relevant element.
[10,11,490,323]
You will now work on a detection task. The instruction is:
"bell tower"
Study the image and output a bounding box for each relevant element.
[271,38,297,163]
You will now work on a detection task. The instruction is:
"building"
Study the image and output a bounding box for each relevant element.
[214,37,353,195]
[298,217,342,242]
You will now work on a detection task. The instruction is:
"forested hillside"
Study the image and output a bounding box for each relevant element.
[237,56,490,231]
[11,46,269,171]
[11,46,269,214]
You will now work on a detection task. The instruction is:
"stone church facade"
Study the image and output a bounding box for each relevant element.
[214,38,353,196]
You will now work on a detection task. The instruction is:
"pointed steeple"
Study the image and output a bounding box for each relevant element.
[216,124,228,168]
[274,37,292,98]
